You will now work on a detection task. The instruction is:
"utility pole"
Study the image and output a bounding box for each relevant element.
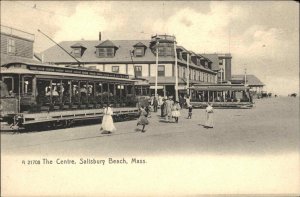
[186,53,190,96]
[244,68,247,90]
[220,68,223,84]
[155,38,159,99]
[174,37,178,102]
[37,29,82,67]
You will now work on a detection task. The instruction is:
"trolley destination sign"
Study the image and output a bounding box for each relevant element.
[3,62,130,79]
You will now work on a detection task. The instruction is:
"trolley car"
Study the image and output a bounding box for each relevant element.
[0,62,144,130]
[189,84,253,109]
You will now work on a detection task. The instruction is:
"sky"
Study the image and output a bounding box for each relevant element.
[1,1,299,96]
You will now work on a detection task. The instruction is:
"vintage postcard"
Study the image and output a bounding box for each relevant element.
[1,1,299,196]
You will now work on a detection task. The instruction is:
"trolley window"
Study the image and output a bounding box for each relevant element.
[23,76,33,95]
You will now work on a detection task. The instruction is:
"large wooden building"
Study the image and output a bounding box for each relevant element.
[41,34,218,97]
[1,25,38,66]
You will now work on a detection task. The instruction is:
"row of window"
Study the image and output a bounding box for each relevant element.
[178,67,216,83]
[178,52,211,68]
[72,42,176,58]
[111,65,166,77]
[110,64,215,83]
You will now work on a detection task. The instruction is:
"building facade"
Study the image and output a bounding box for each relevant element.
[41,34,218,97]
[0,25,38,66]
[200,53,232,84]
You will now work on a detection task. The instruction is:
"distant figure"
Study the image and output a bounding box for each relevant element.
[179,96,185,108]
[290,93,297,97]
[204,103,214,128]
[100,104,116,134]
[137,106,149,132]
[187,105,193,119]
[150,95,154,106]
[158,95,163,107]
[161,98,166,117]
[171,101,181,123]
[145,105,151,118]
[185,95,190,108]
[153,97,158,112]
[165,97,174,122]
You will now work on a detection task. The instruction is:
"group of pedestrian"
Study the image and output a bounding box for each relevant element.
[99,96,214,134]
[160,97,182,123]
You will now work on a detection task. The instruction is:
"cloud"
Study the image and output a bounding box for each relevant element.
[1,1,298,95]
[53,2,109,41]
[149,3,243,53]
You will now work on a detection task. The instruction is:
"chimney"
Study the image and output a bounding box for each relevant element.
[99,32,101,41]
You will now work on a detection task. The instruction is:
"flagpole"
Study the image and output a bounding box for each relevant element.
[174,36,178,102]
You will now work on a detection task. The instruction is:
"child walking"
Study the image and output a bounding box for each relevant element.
[187,105,193,119]
[171,101,181,123]
[137,106,149,132]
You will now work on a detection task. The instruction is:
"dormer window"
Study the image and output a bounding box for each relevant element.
[205,61,208,68]
[95,40,118,58]
[219,59,223,65]
[196,58,200,66]
[134,47,144,57]
[71,43,86,58]
[73,48,81,57]
[133,42,147,57]
[98,48,115,57]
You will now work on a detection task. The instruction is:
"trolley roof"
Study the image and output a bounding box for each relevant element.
[1,62,137,82]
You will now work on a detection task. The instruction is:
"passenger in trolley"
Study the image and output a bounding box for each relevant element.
[204,102,214,128]
[100,104,116,134]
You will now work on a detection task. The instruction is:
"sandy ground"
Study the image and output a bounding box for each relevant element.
[1,97,299,196]
[1,97,299,156]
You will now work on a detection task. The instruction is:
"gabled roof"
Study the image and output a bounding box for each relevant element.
[71,42,87,49]
[133,42,147,48]
[41,39,216,74]
[95,40,118,48]
[231,75,265,86]
[200,53,219,71]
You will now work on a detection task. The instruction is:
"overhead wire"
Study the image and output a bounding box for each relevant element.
[13,1,69,17]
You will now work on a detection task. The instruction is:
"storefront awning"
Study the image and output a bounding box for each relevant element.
[150,86,164,89]
[189,85,250,91]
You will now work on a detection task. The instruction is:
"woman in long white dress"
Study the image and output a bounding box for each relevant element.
[204,103,214,128]
[100,104,116,134]
[171,101,181,123]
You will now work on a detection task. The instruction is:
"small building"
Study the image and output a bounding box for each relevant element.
[230,74,265,98]
[0,25,38,66]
